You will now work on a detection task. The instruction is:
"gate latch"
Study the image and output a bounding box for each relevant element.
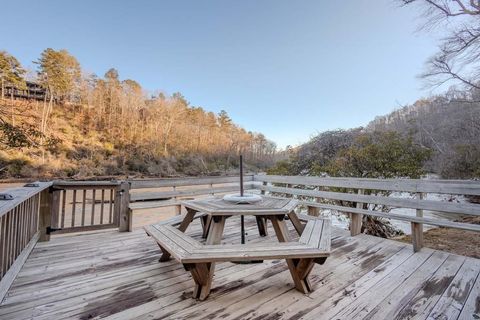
[46,226,63,235]
[0,193,13,200]
[24,183,40,187]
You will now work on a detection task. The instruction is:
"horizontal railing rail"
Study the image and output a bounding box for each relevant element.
[253,174,480,252]
[129,175,254,189]
[254,174,480,196]
[0,182,52,218]
[130,183,256,202]
[128,175,255,214]
[255,184,480,216]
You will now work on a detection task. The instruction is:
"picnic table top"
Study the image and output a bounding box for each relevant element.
[181,195,298,216]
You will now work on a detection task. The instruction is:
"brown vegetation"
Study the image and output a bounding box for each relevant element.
[0,96,276,179]
[397,218,480,259]
[0,49,277,179]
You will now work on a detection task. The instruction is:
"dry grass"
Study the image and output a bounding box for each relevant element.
[396,216,480,259]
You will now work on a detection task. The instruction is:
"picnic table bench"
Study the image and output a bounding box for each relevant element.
[145,213,331,300]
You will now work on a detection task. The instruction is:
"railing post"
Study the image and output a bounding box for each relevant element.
[260,181,267,195]
[350,189,364,236]
[308,191,321,216]
[117,181,131,232]
[50,189,61,229]
[286,184,292,198]
[412,192,425,252]
[175,204,181,215]
[39,188,54,242]
[172,184,181,215]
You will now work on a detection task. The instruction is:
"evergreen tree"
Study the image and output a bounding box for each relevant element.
[0,51,25,99]
[36,48,81,101]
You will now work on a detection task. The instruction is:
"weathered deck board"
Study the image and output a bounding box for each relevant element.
[0,217,478,320]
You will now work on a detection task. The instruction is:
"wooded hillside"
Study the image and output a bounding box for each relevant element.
[367,88,480,178]
[271,87,480,179]
[0,49,277,179]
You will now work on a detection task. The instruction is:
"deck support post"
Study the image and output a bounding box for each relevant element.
[307,195,321,216]
[260,181,267,195]
[39,188,51,242]
[127,208,133,232]
[50,189,61,229]
[117,181,131,232]
[350,189,364,236]
[39,188,61,242]
[411,192,425,252]
[411,222,423,252]
[39,188,60,242]
[307,205,319,216]
[285,184,292,198]
[174,204,181,215]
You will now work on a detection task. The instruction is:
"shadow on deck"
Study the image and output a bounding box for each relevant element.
[0,217,479,320]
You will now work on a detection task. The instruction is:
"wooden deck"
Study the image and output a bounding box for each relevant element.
[0,217,479,320]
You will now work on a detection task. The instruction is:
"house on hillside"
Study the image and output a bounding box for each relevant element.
[3,81,47,101]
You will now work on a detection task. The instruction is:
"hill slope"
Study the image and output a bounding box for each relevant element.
[0,98,276,179]
[367,92,480,178]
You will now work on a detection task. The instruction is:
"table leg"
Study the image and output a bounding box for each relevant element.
[288,211,305,235]
[185,263,213,300]
[256,216,268,236]
[178,208,196,233]
[269,215,291,242]
[270,215,313,293]
[200,215,212,238]
[206,216,226,245]
[195,216,226,300]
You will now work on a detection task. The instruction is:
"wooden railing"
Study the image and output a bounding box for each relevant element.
[128,175,255,213]
[253,175,480,252]
[0,182,51,300]
[49,181,130,234]
[1,174,478,302]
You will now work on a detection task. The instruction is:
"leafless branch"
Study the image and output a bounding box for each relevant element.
[400,0,480,90]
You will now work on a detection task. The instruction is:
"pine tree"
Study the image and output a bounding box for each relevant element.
[0,51,25,99]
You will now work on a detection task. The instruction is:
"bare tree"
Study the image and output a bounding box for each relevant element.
[400,0,480,90]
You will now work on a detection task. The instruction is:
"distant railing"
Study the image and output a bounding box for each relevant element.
[128,175,255,213]
[253,175,480,252]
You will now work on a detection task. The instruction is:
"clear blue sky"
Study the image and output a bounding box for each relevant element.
[1,0,438,148]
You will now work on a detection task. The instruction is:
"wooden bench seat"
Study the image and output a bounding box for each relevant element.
[145,217,331,300]
[299,218,331,249]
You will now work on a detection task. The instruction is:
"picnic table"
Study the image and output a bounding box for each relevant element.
[145,195,331,300]
[181,196,303,243]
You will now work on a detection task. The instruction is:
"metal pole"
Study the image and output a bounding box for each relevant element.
[240,155,244,197]
[240,155,245,244]
[241,215,245,244]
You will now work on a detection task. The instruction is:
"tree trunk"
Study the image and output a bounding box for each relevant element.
[10,88,15,126]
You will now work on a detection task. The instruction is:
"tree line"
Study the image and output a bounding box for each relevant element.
[0,49,276,178]
[270,86,480,180]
